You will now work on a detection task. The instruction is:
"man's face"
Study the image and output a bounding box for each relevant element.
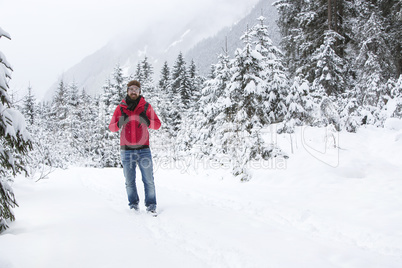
[128,85,140,100]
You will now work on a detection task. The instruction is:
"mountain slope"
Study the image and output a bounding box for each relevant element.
[185,0,280,77]
[44,0,277,99]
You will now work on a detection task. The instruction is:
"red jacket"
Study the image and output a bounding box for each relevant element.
[109,97,161,149]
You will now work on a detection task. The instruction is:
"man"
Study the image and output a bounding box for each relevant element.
[109,80,161,215]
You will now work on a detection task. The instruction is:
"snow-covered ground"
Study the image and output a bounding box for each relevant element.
[1,124,402,268]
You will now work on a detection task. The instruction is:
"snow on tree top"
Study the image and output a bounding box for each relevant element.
[0,27,11,40]
[0,105,31,142]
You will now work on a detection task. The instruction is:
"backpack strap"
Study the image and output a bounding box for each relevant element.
[144,102,149,113]
[138,102,150,128]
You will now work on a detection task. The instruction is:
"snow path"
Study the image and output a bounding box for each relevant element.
[1,126,402,267]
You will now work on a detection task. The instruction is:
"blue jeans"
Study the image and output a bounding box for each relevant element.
[121,148,157,210]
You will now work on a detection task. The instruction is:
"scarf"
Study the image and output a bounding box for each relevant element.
[125,95,142,111]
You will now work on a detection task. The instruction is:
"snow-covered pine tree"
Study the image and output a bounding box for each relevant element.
[171,52,189,112]
[196,49,232,159]
[385,76,402,119]
[22,93,58,180]
[273,0,304,76]
[48,80,71,167]
[0,27,32,232]
[100,74,122,167]
[78,89,102,166]
[339,91,362,133]
[110,63,127,105]
[135,62,142,83]
[152,61,177,158]
[353,11,394,126]
[281,75,310,134]
[166,53,186,137]
[253,15,288,124]
[159,61,170,90]
[22,85,36,126]
[157,61,172,125]
[188,59,203,109]
[311,30,346,97]
[141,56,153,84]
[66,81,81,162]
[221,24,279,180]
[139,56,157,102]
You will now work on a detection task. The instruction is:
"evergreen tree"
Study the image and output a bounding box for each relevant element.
[49,80,71,166]
[311,30,346,97]
[171,52,190,111]
[135,62,143,83]
[22,85,36,126]
[110,63,126,104]
[158,61,170,90]
[193,48,233,160]
[354,12,393,108]
[139,56,156,102]
[281,75,312,134]
[0,27,32,232]
[141,56,153,83]
[171,52,186,94]
[67,82,81,162]
[188,59,203,108]
[168,53,187,134]
[253,15,288,124]
[221,25,280,180]
[99,68,127,167]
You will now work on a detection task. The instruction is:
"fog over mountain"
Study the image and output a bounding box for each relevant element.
[44,0,278,99]
[185,0,279,77]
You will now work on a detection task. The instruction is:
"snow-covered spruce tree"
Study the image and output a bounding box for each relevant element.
[195,49,232,159]
[253,15,288,124]
[141,56,153,85]
[139,56,157,102]
[188,59,204,109]
[100,71,125,167]
[78,89,102,166]
[171,52,188,112]
[109,63,127,105]
[273,0,303,76]
[339,90,363,133]
[221,25,284,181]
[274,0,330,82]
[49,80,71,167]
[309,30,347,130]
[21,90,58,180]
[281,75,313,134]
[175,60,204,155]
[22,85,36,126]
[311,30,346,97]
[385,76,402,119]
[353,11,394,126]
[157,61,174,127]
[153,61,177,158]
[0,27,32,232]
[165,52,186,139]
[66,81,81,163]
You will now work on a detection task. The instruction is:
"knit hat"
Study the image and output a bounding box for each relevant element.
[127,80,141,90]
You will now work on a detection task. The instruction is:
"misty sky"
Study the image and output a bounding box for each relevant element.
[0,0,260,100]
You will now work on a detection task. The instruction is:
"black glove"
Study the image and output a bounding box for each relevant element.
[139,111,150,127]
[118,110,129,128]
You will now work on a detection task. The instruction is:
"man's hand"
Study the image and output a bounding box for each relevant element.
[118,110,129,128]
[139,111,150,127]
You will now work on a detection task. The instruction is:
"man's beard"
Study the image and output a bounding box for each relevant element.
[129,93,139,100]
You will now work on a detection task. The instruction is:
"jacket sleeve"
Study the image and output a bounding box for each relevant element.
[147,104,161,130]
[109,105,122,132]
